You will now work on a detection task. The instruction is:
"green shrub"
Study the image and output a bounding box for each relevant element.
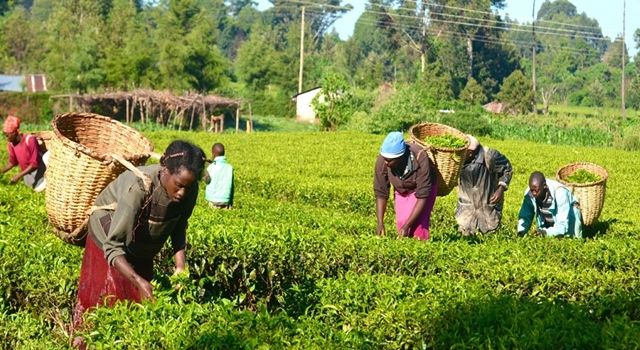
[460,77,487,105]
[439,109,493,136]
[0,92,53,124]
[312,72,356,130]
[615,125,640,151]
[497,70,534,114]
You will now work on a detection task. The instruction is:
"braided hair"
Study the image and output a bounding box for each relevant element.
[160,140,206,180]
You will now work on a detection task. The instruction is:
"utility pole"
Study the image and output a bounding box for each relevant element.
[531,0,537,113]
[298,6,305,94]
[621,0,626,118]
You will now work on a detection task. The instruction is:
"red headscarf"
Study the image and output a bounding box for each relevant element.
[3,115,20,133]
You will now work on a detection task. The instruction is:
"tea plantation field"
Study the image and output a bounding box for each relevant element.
[1,131,640,349]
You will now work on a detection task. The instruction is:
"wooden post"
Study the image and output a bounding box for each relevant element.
[298,6,305,93]
[131,96,137,122]
[248,104,253,133]
[200,96,207,130]
[621,0,626,118]
[531,0,537,113]
[126,98,130,123]
[235,108,240,133]
[139,99,145,123]
[189,103,196,130]
[68,95,73,112]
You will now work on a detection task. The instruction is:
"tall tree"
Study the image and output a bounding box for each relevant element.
[153,0,229,92]
[101,0,154,90]
[266,0,351,47]
[428,0,506,78]
[0,6,33,73]
[41,0,104,92]
[603,36,628,69]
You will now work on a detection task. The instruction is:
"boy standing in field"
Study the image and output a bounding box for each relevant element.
[204,143,234,208]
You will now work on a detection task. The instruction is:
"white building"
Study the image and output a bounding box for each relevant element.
[0,74,47,92]
[292,87,322,123]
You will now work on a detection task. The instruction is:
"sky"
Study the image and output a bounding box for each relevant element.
[257,0,640,56]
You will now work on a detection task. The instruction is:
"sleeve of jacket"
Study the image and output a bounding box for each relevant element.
[545,188,572,236]
[517,194,534,234]
[373,156,390,199]
[103,178,146,266]
[25,135,39,168]
[229,167,234,207]
[492,150,513,189]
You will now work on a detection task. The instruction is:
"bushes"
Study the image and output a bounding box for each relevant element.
[614,125,640,151]
[460,77,487,106]
[496,70,534,114]
[2,130,640,347]
[439,109,493,136]
[0,92,53,124]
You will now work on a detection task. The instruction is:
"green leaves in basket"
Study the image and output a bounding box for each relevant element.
[566,169,601,184]
[423,135,466,148]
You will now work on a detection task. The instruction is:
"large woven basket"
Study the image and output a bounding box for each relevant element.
[32,131,53,148]
[556,162,608,226]
[45,113,154,245]
[409,122,469,196]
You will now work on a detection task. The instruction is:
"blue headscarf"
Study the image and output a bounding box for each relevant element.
[380,132,406,159]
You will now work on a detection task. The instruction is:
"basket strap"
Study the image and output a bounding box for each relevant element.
[65,203,119,242]
[111,154,152,192]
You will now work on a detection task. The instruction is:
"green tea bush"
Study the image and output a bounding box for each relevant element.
[2,130,640,348]
[615,125,640,151]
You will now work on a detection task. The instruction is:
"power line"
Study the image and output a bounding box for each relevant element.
[279,0,609,43]
[426,2,606,32]
[280,0,607,33]
[286,6,600,56]
[429,9,602,38]
[351,16,599,57]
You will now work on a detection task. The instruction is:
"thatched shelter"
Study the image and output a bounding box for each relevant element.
[53,89,243,131]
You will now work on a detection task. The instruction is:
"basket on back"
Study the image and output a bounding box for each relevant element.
[409,122,469,196]
[556,162,608,226]
[45,113,154,245]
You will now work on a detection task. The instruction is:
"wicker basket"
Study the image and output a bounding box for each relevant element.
[31,131,53,151]
[45,113,154,245]
[556,162,608,226]
[409,122,469,196]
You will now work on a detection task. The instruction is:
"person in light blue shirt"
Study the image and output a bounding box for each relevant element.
[204,143,234,208]
[517,171,582,238]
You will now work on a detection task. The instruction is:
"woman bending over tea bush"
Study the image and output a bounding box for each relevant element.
[374,132,437,240]
[72,141,205,332]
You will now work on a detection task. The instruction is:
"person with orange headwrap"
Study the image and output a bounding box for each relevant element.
[0,115,47,191]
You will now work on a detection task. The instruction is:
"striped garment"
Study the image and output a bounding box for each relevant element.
[536,190,555,228]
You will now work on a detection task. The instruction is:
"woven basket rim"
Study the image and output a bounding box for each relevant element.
[556,162,608,188]
[409,122,469,151]
[51,112,153,163]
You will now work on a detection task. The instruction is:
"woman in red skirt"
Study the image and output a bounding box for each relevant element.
[72,140,205,333]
